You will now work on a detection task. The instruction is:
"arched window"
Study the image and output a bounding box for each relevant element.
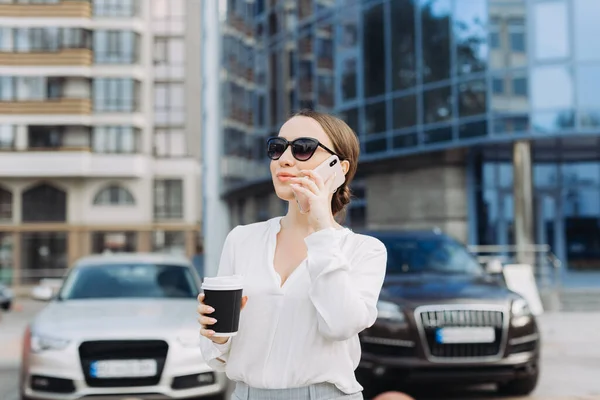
[0,186,12,222]
[22,183,67,222]
[93,185,135,205]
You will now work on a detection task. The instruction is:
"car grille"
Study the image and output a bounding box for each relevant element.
[79,340,169,388]
[416,307,506,361]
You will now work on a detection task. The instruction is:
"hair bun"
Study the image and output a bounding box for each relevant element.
[332,184,352,216]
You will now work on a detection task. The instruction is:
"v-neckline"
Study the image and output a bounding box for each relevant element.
[269,217,306,290]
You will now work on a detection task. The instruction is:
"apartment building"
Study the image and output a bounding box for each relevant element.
[0,0,203,286]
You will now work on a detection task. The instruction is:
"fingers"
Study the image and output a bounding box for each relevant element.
[198,315,217,326]
[290,175,319,195]
[241,296,248,310]
[300,169,325,190]
[197,303,215,316]
[200,328,216,338]
[197,293,204,303]
[290,183,315,199]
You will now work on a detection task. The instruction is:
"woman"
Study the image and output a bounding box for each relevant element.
[198,109,387,400]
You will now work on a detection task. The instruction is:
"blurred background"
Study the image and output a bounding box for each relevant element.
[0,0,600,399]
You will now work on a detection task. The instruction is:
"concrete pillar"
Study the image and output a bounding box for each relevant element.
[185,229,197,258]
[137,231,152,252]
[15,125,27,150]
[12,232,21,286]
[513,140,535,266]
[67,229,80,267]
[201,0,231,277]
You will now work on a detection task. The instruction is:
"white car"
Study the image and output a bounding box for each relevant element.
[20,253,228,400]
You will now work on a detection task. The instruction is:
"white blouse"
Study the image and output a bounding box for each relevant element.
[199,216,387,394]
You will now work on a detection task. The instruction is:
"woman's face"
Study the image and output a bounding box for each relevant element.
[270,116,343,202]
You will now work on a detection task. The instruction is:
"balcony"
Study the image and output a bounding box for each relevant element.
[0,49,93,66]
[0,98,91,115]
[0,148,147,178]
[0,0,91,18]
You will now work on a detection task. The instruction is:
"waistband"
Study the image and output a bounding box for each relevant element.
[233,381,363,400]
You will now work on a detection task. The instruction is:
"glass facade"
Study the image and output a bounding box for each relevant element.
[218,0,600,270]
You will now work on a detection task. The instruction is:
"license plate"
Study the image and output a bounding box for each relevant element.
[435,327,495,344]
[90,359,157,378]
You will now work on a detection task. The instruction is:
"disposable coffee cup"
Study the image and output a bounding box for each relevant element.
[201,275,244,337]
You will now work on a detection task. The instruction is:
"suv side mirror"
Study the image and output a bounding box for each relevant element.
[485,258,504,274]
[31,285,54,301]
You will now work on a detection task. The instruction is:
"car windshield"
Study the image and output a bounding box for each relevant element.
[59,264,199,300]
[378,236,484,275]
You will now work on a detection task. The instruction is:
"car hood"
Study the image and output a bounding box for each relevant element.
[381,273,515,305]
[32,299,198,340]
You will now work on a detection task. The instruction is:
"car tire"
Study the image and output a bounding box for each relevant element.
[498,370,539,396]
[1,301,11,311]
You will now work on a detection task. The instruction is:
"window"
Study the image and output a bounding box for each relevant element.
[512,77,527,96]
[93,185,135,206]
[94,0,135,17]
[0,125,14,149]
[154,179,183,220]
[153,37,185,79]
[15,28,59,52]
[362,3,386,97]
[91,232,136,254]
[93,78,135,112]
[423,85,452,123]
[459,79,487,118]
[154,128,186,157]
[365,101,387,134]
[390,0,416,90]
[0,186,12,222]
[421,0,452,84]
[492,77,504,94]
[152,231,186,255]
[93,126,137,153]
[489,31,500,49]
[152,0,185,35]
[534,1,569,60]
[154,83,184,125]
[575,0,600,61]
[508,18,526,52]
[94,30,136,64]
[0,28,13,51]
[28,126,63,148]
[0,77,61,101]
[22,183,66,222]
[61,28,91,49]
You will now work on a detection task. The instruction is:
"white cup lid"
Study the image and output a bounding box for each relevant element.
[201,275,244,290]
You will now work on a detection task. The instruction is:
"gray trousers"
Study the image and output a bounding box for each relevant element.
[232,381,364,400]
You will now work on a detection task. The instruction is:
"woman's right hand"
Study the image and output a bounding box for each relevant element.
[197,293,248,345]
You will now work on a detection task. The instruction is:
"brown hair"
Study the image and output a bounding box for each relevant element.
[292,109,360,217]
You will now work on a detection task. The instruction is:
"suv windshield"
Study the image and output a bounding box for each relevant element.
[59,264,198,300]
[378,236,483,275]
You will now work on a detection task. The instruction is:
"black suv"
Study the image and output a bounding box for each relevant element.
[357,230,540,397]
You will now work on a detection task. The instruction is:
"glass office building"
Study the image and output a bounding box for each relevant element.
[214,0,600,274]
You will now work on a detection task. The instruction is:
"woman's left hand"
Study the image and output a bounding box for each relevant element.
[290,170,337,231]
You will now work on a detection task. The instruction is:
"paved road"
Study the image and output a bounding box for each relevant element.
[1,301,599,400]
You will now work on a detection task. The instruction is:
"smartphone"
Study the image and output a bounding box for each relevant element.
[295,155,346,213]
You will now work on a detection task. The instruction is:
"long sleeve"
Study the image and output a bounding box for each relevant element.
[305,229,387,341]
[199,226,239,371]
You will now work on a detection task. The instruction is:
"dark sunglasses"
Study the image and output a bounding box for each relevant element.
[267,137,339,161]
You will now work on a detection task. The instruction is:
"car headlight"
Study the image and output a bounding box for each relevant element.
[177,333,201,348]
[376,300,406,323]
[30,333,70,353]
[511,298,532,328]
